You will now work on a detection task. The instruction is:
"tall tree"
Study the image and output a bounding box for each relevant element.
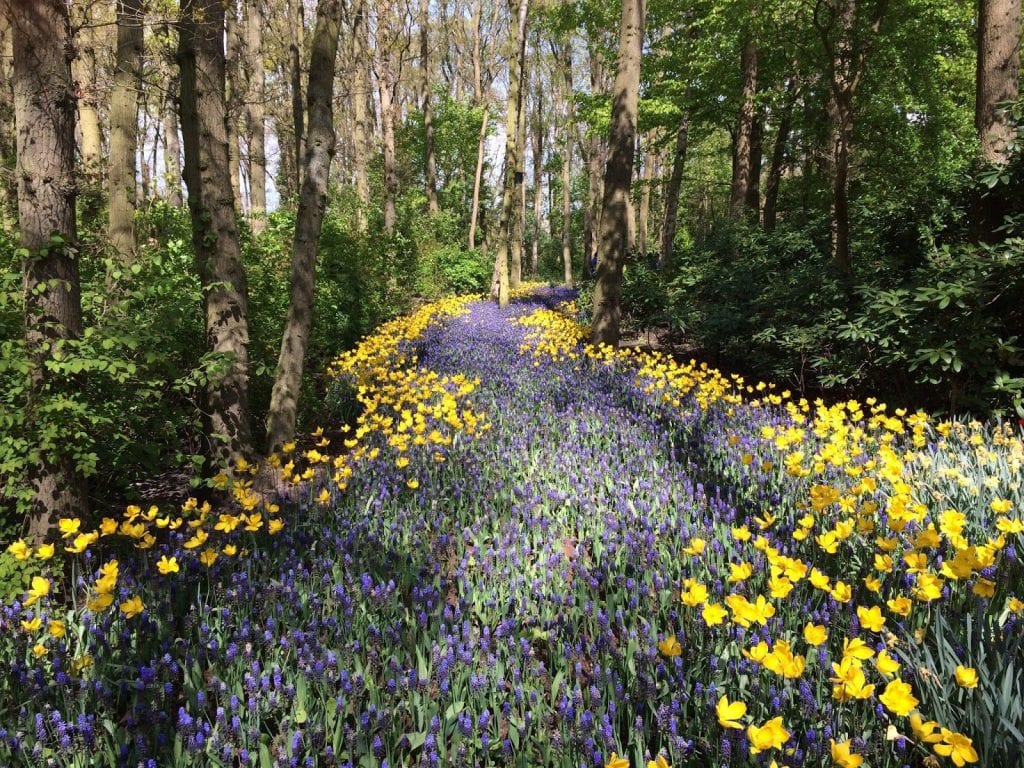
[225,2,243,211]
[510,45,529,288]
[70,1,103,222]
[375,0,401,235]
[162,71,184,208]
[763,74,797,232]
[591,0,645,347]
[420,0,440,214]
[178,0,253,464]
[0,12,16,230]
[245,0,267,233]
[814,0,888,272]
[637,135,656,255]
[289,0,306,200]
[491,0,529,307]
[108,0,144,261]
[266,0,344,452]
[350,0,371,231]
[530,71,545,276]
[11,0,88,538]
[557,38,574,287]
[976,0,1021,164]
[730,37,759,218]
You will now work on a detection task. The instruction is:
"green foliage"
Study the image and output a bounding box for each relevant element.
[423,244,491,295]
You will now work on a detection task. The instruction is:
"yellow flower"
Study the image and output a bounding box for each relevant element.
[223,544,237,556]
[268,519,284,535]
[856,605,885,632]
[933,730,979,766]
[23,576,51,608]
[747,716,790,755]
[406,479,420,490]
[156,555,179,575]
[183,529,208,549]
[65,531,98,554]
[58,517,81,538]
[605,753,629,768]
[716,694,746,729]
[803,623,828,646]
[683,538,706,556]
[842,637,875,662]
[200,548,218,567]
[35,543,55,560]
[887,595,913,616]
[830,738,864,768]
[831,580,852,602]
[743,641,770,664]
[879,679,919,716]
[87,592,114,612]
[20,616,42,632]
[395,456,410,469]
[732,525,751,542]
[646,756,670,768]
[972,578,995,598]
[728,561,753,582]
[6,539,31,560]
[701,602,728,626]
[909,713,943,744]
[32,643,48,658]
[658,634,682,658]
[120,596,144,618]
[681,579,709,607]
[48,620,66,639]
[72,653,94,674]
[99,517,118,535]
[874,650,900,677]
[990,498,1013,514]
[954,665,979,689]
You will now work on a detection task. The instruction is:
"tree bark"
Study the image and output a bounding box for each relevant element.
[225,2,243,212]
[351,0,371,231]
[558,40,574,287]
[0,13,16,230]
[12,0,88,539]
[660,114,688,270]
[763,76,797,232]
[976,0,1021,164]
[162,74,184,207]
[530,80,544,276]
[510,49,528,288]
[378,28,399,234]
[290,0,305,200]
[420,0,440,214]
[266,0,343,452]
[108,0,143,262]
[70,3,103,223]
[591,0,645,348]
[730,38,758,218]
[245,0,267,233]
[179,0,253,464]
[638,136,655,256]
[490,0,529,307]
[468,107,489,249]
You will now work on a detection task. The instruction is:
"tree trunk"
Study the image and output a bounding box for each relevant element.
[730,38,758,218]
[378,34,399,234]
[108,0,143,262]
[530,81,544,276]
[420,0,440,214]
[638,138,655,256]
[827,90,853,271]
[179,0,253,465]
[763,76,796,232]
[0,13,16,230]
[660,113,688,270]
[976,0,1021,164]
[584,40,608,275]
[12,0,88,539]
[558,40,574,287]
[245,0,267,233]
[351,0,371,231]
[162,75,183,207]
[266,0,343,452]
[510,51,528,289]
[591,0,645,348]
[468,108,489,249]
[490,0,529,307]
[746,110,763,213]
[290,0,305,200]
[225,3,243,212]
[71,5,103,223]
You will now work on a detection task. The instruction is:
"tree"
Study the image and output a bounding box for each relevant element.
[556,38,574,287]
[178,0,253,464]
[420,0,440,214]
[245,0,267,233]
[491,0,529,308]
[0,11,16,230]
[591,0,645,347]
[266,0,344,452]
[11,0,87,538]
[976,0,1021,164]
[375,0,402,235]
[730,37,759,218]
[108,0,144,261]
[350,0,371,231]
[660,113,688,268]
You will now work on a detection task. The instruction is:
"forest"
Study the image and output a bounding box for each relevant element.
[1,0,1023,766]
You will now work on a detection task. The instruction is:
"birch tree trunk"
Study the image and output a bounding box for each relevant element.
[266,0,343,452]
[179,0,253,464]
[591,0,645,348]
[12,0,88,539]
[108,0,143,261]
